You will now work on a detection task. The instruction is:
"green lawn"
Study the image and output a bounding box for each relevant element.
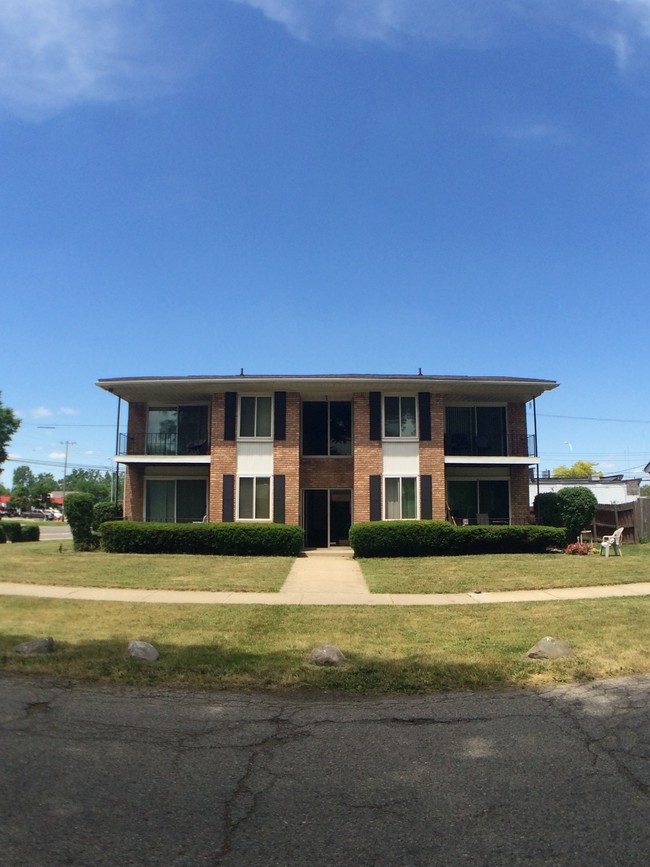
[2,595,650,693]
[359,544,650,594]
[0,541,294,592]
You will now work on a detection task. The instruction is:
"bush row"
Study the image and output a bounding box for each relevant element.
[99,521,305,556]
[348,521,566,558]
[0,522,40,543]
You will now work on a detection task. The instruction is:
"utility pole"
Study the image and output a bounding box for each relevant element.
[61,441,76,520]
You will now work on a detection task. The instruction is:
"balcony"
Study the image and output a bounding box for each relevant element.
[118,432,210,457]
[444,434,536,459]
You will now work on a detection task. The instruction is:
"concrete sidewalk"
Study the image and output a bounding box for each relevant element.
[1,544,650,606]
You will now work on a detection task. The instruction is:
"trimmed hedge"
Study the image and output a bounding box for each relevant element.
[1,522,40,543]
[349,521,566,557]
[92,500,123,531]
[0,524,5,543]
[99,521,304,556]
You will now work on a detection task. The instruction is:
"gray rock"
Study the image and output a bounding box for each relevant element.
[13,637,55,655]
[125,640,159,662]
[308,644,346,667]
[526,636,575,660]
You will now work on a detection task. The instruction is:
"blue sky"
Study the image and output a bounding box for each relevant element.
[2,0,649,486]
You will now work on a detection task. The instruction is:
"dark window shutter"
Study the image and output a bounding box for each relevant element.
[369,475,382,521]
[273,475,286,523]
[420,474,432,520]
[224,392,237,441]
[418,392,431,441]
[369,392,382,441]
[222,474,235,522]
[274,392,286,441]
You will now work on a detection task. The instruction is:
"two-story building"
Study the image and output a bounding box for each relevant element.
[97,373,558,547]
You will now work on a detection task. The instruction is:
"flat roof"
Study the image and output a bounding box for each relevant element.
[96,373,559,404]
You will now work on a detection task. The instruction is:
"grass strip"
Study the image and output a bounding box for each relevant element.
[2,595,649,693]
[0,542,293,592]
[360,544,650,594]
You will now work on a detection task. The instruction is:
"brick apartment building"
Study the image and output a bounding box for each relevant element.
[97,373,558,548]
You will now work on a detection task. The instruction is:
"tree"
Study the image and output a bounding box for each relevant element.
[556,486,598,542]
[0,392,20,469]
[552,461,602,479]
[63,469,112,503]
[641,484,650,497]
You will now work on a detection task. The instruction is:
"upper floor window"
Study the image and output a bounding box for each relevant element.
[146,405,209,455]
[384,396,417,438]
[302,401,352,456]
[239,396,272,438]
[445,406,507,456]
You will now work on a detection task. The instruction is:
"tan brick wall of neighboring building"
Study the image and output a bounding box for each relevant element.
[419,393,447,520]
[209,393,237,522]
[352,392,382,523]
[274,392,301,525]
[510,465,532,524]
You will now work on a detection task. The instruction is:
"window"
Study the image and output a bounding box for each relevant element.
[146,406,209,455]
[446,479,509,524]
[238,477,271,520]
[239,396,272,438]
[145,479,207,523]
[302,401,352,456]
[445,406,507,456]
[384,396,417,438]
[385,477,417,520]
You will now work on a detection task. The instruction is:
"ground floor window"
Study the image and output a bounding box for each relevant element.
[446,479,509,525]
[145,479,207,523]
[385,477,418,520]
[238,476,271,520]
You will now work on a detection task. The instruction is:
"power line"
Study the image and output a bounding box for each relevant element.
[530,412,650,424]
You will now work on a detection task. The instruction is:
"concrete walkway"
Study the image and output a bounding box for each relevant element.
[2,546,650,606]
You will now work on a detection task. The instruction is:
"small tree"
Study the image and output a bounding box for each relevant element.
[553,461,602,479]
[556,487,598,542]
[65,492,99,551]
[533,492,563,526]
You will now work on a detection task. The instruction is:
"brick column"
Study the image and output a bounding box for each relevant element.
[352,392,382,523]
[507,403,528,457]
[510,465,532,524]
[124,465,144,521]
[420,393,447,520]
[274,392,301,525]
[209,393,237,522]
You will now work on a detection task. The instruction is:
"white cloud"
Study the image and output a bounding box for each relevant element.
[231,0,650,68]
[0,0,174,120]
[499,122,570,145]
[58,407,80,416]
[30,406,53,419]
[48,451,66,459]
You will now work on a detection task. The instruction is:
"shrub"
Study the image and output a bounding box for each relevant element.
[1,523,40,543]
[65,492,99,551]
[92,500,123,531]
[349,521,566,557]
[20,523,40,542]
[0,524,5,543]
[556,487,598,543]
[99,521,304,556]
[533,492,563,527]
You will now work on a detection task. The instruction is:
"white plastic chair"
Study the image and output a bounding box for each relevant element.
[599,527,624,557]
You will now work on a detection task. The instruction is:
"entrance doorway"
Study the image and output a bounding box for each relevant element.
[303,489,352,548]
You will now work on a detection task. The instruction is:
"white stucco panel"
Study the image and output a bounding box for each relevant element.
[382,441,420,474]
[237,441,274,475]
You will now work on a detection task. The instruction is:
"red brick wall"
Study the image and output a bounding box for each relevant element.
[352,392,382,523]
[507,403,528,457]
[127,402,147,453]
[420,393,447,520]
[209,393,236,522]
[124,464,144,521]
[301,459,354,490]
[510,465,532,524]
[274,392,301,525]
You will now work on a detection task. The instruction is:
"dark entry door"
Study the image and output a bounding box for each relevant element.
[303,489,352,548]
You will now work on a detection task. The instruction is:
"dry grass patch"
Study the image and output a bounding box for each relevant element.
[0,541,293,592]
[360,544,650,594]
[2,594,650,693]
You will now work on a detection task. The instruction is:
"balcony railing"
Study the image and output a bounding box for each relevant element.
[444,434,536,458]
[118,432,210,457]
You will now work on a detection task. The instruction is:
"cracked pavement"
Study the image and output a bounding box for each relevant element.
[2,674,650,865]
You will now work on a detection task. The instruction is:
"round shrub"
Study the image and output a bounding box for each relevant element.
[556,486,598,542]
[534,492,563,527]
[65,492,99,551]
[92,500,123,531]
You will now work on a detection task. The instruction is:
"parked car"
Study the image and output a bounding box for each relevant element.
[22,509,47,519]
[0,506,20,517]
[44,509,62,521]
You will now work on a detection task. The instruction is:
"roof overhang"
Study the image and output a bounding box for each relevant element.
[97,373,559,404]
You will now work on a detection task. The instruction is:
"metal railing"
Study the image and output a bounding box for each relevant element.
[118,432,210,456]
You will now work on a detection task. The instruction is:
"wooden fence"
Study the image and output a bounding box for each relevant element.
[593,499,650,544]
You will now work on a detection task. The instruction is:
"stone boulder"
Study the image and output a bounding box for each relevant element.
[526,636,575,660]
[125,640,159,662]
[308,644,346,667]
[13,637,55,655]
